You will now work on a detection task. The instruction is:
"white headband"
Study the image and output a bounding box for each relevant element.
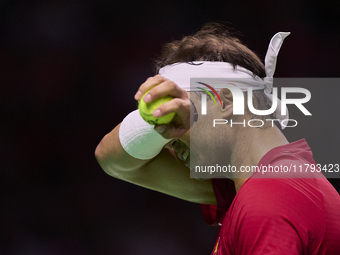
[159,32,290,129]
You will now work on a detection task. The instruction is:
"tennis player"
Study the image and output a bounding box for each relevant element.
[95,23,340,254]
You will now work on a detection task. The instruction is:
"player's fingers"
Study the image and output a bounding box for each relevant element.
[153,98,190,119]
[142,80,187,103]
[134,75,167,101]
[153,99,191,139]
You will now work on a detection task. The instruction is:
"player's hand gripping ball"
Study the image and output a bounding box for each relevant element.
[138,90,175,125]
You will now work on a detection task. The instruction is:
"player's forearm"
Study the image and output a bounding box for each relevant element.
[95,123,149,175]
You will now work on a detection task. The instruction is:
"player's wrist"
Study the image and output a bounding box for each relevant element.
[119,109,171,160]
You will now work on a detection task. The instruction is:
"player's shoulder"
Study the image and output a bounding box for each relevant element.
[234,176,325,218]
[259,138,316,168]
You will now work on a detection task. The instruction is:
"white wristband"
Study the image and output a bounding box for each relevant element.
[119,110,171,160]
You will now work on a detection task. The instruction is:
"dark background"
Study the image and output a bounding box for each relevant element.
[1,0,339,254]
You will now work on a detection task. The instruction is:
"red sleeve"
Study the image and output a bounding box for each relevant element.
[201,178,236,226]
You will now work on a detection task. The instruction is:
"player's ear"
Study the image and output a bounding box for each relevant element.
[218,88,233,119]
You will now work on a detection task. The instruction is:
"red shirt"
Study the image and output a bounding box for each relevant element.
[201,139,340,255]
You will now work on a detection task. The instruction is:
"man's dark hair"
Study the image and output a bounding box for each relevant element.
[154,22,278,128]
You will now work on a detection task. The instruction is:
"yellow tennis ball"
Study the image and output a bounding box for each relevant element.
[138,91,175,125]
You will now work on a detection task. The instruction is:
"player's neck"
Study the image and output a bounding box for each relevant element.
[230,125,288,193]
